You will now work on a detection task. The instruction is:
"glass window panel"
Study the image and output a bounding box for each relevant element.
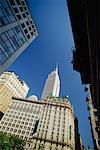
[26,21,29,26]
[6,40,11,47]
[0,17,5,26]
[21,23,25,28]
[14,26,20,33]
[0,0,16,26]
[6,7,13,15]
[19,7,23,12]
[10,36,20,49]
[26,12,29,15]
[16,0,20,5]
[8,15,15,22]
[4,8,10,16]
[1,0,9,8]
[7,49,12,56]
[13,8,19,13]
[0,40,8,50]
[17,15,22,20]
[24,29,28,34]
[0,48,7,65]
[0,8,4,17]
[21,1,25,6]
[7,30,14,37]
[2,16,8,24]
[14,26,26,44]
[9,0,15,5]
[22,13,26,18]
[1,33,8,41]
[9,46,15,53]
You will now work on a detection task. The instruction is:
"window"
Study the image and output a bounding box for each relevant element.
[10,128,13,131]
[27,34,30,39]
[29,123,32,126]
[25,122,28,125]
[30,20,33,24]
[69,125,71,140]
[25,137,28,140]
[8,123,11,126]
[11,36,20,49]
[20,136,23,139]
[13,8,19,13]
[14,129,17,132]
[28,26,31,31]
[19,7,23,12]
[17,15,22,20]
[26,12,29,15]
[21,23,25,28]
[24,126,27,129]
[18,130,21,133]
[4,122,8,125]
[16,0,20,5]
[12,124,15,127]
[2,127,6,130]
[21,121,24,124]
[21,1,25,6]
[22,13,26,18]
[22,131,25,134]
[0,33,15,57]
[0,1,15,27]
[28,127,30,130]
[9,0,15,5]
[26,132,29,135]
[24,29,28,34]
[34,29,36,32]
[20,125,23,129]
[14,26,26,44]
[26,21,29,26]
[23,7,27,11]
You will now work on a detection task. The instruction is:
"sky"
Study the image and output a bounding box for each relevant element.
[8,0,93,149]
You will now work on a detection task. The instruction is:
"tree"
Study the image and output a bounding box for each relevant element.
[0,132,25,150]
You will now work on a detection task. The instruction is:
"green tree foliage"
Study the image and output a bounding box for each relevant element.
[0,132,25,150]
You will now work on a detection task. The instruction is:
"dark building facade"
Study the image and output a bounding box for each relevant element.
[67,0,100,149]
[74,117,83,150]
[86,85,100,149]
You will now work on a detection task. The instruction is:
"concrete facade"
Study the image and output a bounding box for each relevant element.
[0,97,41,142]
[30,97,75,150]
[0,71,29,114]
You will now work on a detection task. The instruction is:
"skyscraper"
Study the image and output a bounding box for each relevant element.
[41,64,60,99]
[0,0,38,74]
[0,71,29,119]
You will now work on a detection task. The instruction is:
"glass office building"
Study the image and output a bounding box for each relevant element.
[0,0,38,74]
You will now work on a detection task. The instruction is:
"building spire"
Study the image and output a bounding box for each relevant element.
[54,62,58,72]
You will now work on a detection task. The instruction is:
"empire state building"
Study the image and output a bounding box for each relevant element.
[41,64,60,99]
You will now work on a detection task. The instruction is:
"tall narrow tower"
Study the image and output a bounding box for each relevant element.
[41,63,60,99]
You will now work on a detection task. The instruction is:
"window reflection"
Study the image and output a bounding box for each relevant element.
[0,26,26,65]
[0,0,16,27]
